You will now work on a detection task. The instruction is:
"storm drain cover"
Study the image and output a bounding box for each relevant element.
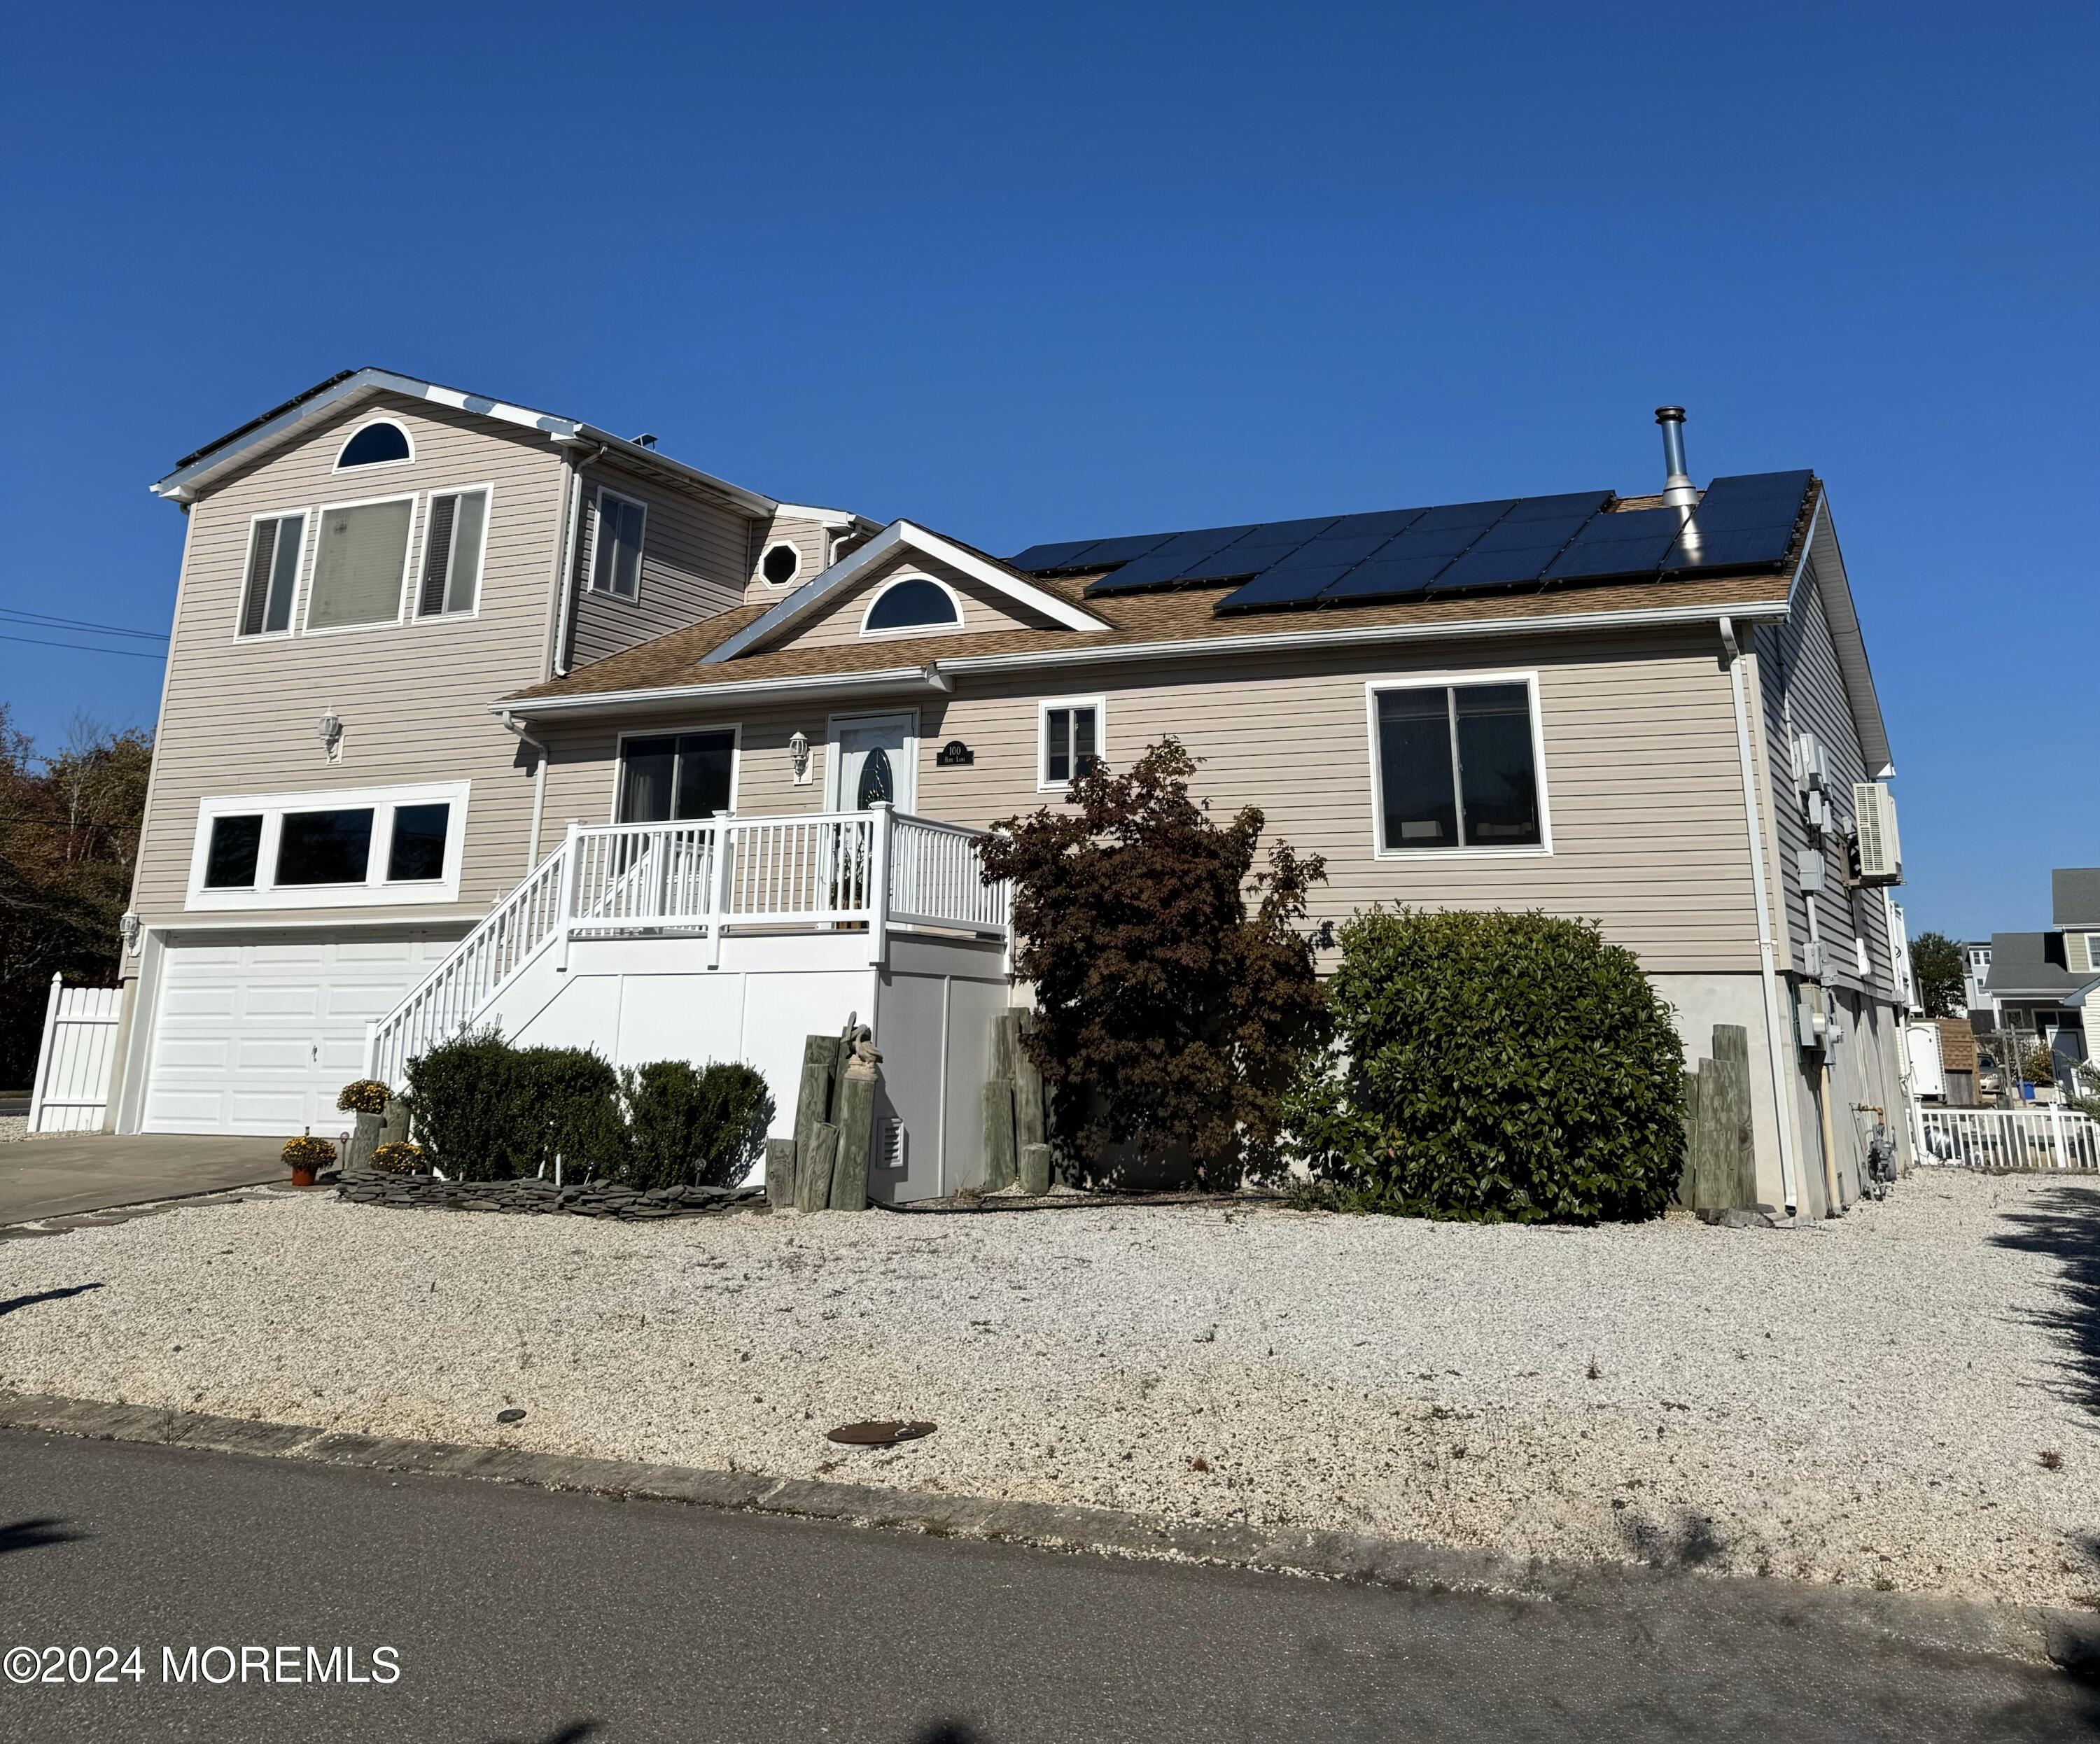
[825,1420,937,1447]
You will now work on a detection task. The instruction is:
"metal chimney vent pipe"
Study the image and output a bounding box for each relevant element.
[1655,407,1698,511]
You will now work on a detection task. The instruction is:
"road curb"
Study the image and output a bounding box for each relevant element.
[2,1387,2089,1670]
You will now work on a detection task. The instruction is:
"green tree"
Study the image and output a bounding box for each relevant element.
[977,736,1331,1187]
[0,707,153,1087]
[1909,930,1966,1018]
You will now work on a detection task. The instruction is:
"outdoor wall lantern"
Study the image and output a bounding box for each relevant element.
[789,730,812,785]
[317,710,345,763]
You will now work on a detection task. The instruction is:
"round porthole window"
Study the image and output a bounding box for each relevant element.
[762,542,801,586]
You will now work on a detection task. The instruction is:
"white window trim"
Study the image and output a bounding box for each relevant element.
[858,572,965,641]
[412,481,496,622]
[608,723,743,822]
[232,507,312,642]
[184,781,472,911]
[589,487,648,603]
[332,418,416,473]
[300,491,421,638]
[1037,695,1108,793]
[1364,670,1554,860]
[825,709,920,811]
[760,540,804,589]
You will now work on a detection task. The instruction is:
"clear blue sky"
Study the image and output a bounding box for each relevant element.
[1,1,2092,941]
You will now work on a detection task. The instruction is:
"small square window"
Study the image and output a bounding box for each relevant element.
[386,803,450,881]
[202,815,264,888]
[276,809,374,885]
[1372,680,1544,852]
[1042,703,1102,789]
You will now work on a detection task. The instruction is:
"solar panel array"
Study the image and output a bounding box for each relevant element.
[1006,472,1814,615]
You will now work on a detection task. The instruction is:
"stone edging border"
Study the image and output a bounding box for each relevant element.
[1,1388,2087,1672]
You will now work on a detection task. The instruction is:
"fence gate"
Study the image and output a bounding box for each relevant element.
[1913,1102,2100,1173]
[27,975,122,1133]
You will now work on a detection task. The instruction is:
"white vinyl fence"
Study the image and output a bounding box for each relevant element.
[1914,1104,2100,1173]
[27,975,122,1133]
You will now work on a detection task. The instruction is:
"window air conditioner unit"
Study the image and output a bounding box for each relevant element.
[1852,782,1902,885]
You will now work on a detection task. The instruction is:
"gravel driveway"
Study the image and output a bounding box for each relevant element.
[2,1172,2094,1606]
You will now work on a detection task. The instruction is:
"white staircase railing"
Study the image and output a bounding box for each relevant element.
[1914,1103,2100,1172]
[367,805,1009,1089]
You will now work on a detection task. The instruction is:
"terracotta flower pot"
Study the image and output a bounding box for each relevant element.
[289,1165,317,1188]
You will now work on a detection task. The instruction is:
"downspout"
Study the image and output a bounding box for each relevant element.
[498,710,550,873]
[1720,615,1801,1218]
[551,442,605,677]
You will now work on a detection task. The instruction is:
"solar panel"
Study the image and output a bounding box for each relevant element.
[1216,563,1362,612]
[1072,532,1178,569]
[1541,505,1682,582]
[1315,552,1460,604]
[1007,537,1108,572]
[1082,524,1263,593]
[1667,471,1814,570]
[1429,493,1610,591]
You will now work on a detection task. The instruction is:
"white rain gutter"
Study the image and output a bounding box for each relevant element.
[496,593,1795,721]
[1720,614,1801,1218]
[498,710,550,871]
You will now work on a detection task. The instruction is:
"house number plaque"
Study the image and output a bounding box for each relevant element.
[934,740,974,767]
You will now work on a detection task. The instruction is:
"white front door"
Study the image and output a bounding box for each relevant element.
[827,712,918,813]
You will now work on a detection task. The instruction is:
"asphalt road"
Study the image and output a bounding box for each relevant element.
[0,1430,2089,1743]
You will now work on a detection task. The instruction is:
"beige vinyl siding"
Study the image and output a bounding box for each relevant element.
[130,394,568,929]
[766,551,1065,654]
[1758,570,1893,997]
[534,624,1764,976]
[744,513,838,605]
[569,459,753,666]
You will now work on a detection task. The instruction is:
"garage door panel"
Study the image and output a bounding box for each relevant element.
[144,930,466,1135]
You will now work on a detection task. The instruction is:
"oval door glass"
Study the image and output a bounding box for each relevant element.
[855,747,895,808]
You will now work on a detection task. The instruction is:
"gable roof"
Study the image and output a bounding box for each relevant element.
[1984,931,2100,1001]
[496,564,1797,718]
[706,521,1111,662]
[149,367,853,525]
[2054,869,2100,929]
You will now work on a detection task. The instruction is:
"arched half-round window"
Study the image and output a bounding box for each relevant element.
[862,577,961,635]
[335,421,413,470]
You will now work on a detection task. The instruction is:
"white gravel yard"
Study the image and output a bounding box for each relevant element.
[0,1116,33,1142]
[4,1171,2096,1607]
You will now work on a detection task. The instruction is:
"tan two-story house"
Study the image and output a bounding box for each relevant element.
[104,373,1908,1216]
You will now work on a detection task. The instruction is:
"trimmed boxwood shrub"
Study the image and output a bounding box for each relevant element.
[617,1060,773,1190]
[1285,908,1684,1223]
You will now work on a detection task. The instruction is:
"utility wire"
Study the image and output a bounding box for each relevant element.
[0,607,168,642]
[0,633,167,661]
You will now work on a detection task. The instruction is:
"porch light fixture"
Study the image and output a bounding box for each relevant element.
[120,911,141,955]
[788,730,812,785]
[317,710,344,762]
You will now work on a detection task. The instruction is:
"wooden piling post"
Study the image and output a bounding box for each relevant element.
[764,1137,798,1210]
[1676,1070,1700,1209]
[831,1063,877,1211]
[1018,1141,1052,1197]
[794,1036,837,1197]
[1710,1024,1756,1208]
[797,1125,839,1212]
[981,1081,1016,1192]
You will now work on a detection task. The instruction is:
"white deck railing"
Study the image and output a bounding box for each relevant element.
[1915,1104,2100,1172]
[367,805,1009,1088]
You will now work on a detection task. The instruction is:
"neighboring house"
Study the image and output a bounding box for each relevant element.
[1983,868,2100,1078]
[1962,941,1995,1031]
[100,381,1907,1216]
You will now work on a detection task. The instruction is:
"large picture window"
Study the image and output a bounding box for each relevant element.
[1370,678,1546,854]
[307,497,415,630]
[186,783,468,910]
[617,731,736,822]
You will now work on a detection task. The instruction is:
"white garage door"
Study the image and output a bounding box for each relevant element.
[144,931,466,1135]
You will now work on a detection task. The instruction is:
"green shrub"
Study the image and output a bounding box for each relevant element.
[1285,908,1684,1223]
[618,1060,773,1190]
[402,1028,528,1181]
[335,1078,390,1116]
[513,1045,624,1177]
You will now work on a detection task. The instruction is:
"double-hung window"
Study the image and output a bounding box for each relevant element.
[617,731,736,822]
[1370,677,1547,854]
[307,497,416,630]
[188,783,468,909]
[238,514,306,637]
[1040,699,1104,791]
[592,490,648,599]
[416,486,490,617]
